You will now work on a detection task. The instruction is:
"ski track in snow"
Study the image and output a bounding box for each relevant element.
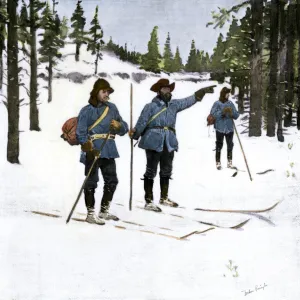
[1,44,300,299]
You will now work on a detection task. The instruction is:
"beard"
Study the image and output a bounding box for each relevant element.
[159,92,172,103]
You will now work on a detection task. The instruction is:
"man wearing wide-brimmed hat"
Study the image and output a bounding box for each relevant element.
[210,86,239,170]
[76,78,128,224]
[129,78,216,212]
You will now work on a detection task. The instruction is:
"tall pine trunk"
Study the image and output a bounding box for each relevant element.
[7,0,20,163]
[267,0,279,137]
[277,0,287,140]
[29,0,40,131]
[249,0,264,137]
[0,0,4,90]
[284,3,296,127]
[75,43,80,61]
[297,0,300,130]
[95,50,99,75]
[48,58,53,103]
[238,80,245,114]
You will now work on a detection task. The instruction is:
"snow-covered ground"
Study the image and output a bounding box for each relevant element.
[1,45,300,300]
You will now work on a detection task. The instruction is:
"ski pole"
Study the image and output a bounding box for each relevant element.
[129,83,133,211]
[66,132,111,224]
[232,120,253,181]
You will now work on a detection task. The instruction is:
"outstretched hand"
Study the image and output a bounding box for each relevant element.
[195,85,217,101]
[202,85,217,94]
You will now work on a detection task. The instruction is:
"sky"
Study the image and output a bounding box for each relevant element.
[58,0,245,62]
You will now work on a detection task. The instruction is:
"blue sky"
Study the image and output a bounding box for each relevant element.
[58,0,245,62]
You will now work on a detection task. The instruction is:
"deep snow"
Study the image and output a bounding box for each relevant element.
[1,45,300,300]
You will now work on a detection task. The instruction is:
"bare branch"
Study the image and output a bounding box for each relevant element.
[2,100,7,109]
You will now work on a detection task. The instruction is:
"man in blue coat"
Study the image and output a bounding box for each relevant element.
[210,87,239,170]
[129,79,216,212]
[76,78,128,224]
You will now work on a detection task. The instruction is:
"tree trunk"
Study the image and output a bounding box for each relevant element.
[0,48,3,90]
[95,50,99,75]
[284,3,296,127]
[0,0,4,90]
[29,0,40,131]
[267,0,279,137]
[238,81,245,114]
[7,0,20,164]
[297,0,300,130]
[75,43,80,61]
[277,0,287,141]
[249,0,264,137]
[48,58,53,103]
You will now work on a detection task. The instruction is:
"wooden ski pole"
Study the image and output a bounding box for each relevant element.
[66,132,111,224]
[232,120,253,181]
[129,83,133,210]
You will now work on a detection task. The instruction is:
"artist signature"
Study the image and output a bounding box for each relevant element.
[242,283,268,296]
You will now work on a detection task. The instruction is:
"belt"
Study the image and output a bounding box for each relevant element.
[89,134,115,141]
[148,126,176,133]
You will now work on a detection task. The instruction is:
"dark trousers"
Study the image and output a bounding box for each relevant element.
[144,144,174,179]
[216,131,234,161]
[84,154,118,208]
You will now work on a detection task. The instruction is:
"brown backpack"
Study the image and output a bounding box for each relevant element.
[61,117,79,145]
[61,106,109,146]
[207,114,215,126]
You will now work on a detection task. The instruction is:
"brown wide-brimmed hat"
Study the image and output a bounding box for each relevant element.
[150,78,175,93]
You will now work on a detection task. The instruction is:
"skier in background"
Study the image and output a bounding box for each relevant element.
[76,78,128,225]
[210,87,239,170]
[129,78,216,212]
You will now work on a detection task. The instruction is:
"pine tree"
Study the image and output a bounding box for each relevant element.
[141,26,161,73]
[39,1,65,103]
[196,49,204,72]
[185,40,197,72]
[173,46,184,72]
[106,36,115,51]
[162,32,174,73]
[204,52,211,72]
[69,0,87,61]
[60,16,69,40]
[87,5,104,74]
[119,46,125,61]
[210,33,227,81]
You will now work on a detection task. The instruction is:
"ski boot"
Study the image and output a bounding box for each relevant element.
[144,177,162,212]
[86,207,105,225]
[98,185,119,221]
[159,177,178,207]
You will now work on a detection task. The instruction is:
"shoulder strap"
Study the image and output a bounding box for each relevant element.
[88,106,109,131]
[146,107,167,126]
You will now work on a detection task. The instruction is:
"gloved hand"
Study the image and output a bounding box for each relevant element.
[194,85,217,101]
[128,128,136,139]
[223,107,232,114]
[81,140,93,152]
[91,149,100,158]
[110,119,121,131]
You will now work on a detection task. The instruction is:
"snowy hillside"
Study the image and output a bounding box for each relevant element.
[1,45,300,300]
